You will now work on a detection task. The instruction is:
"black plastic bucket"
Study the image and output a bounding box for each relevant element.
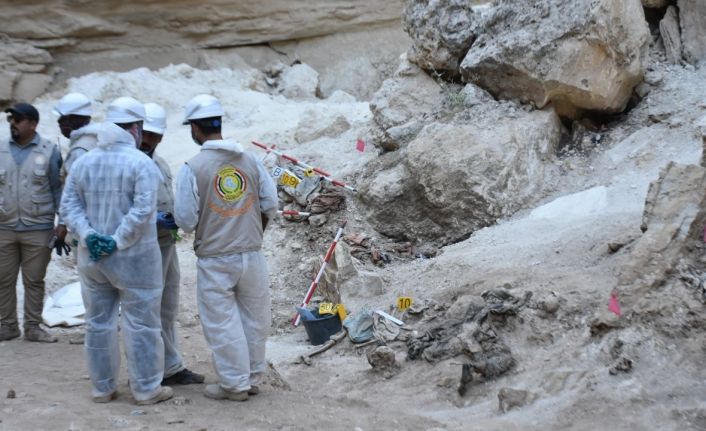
[302,312,342,345]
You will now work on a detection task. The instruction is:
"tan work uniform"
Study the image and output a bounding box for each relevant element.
[153,153,184,378]
[0,134,62,330]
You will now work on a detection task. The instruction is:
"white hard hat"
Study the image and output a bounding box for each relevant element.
[106,96,146,124]
[53,92,92,117]
[182,94,224,125]
[143,103,166,135]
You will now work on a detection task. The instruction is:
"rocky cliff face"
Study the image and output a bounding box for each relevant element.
[0,0,404,104]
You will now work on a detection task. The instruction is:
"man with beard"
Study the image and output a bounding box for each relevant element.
[139,102,205,386]
[54,92,99,182]
[0,103,64,343]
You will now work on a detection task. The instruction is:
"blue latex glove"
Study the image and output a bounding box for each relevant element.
[156,211,178,230]
[86,233,117,262]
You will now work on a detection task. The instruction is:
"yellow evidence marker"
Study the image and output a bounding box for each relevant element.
[397,296,413,312]
[318,302,334,315]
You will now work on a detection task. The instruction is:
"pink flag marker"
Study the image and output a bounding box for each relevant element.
[608,291,622,317]
[356,139,365,152]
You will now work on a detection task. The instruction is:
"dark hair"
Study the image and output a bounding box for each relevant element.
[192,117,222,135]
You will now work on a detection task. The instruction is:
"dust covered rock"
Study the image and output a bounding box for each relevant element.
[279,63,320,99]
[366,346,399,378]
[643,0,669,7]
[678,0,706,64]
[360,106,562,245]
[0,37,53,104]
[460,0,650,119]
[402,0,479,73]
[620,162,706,298]
[369,58,444,151]
[295,113,350,143]
[660,6,682,64]
[498,388,537,413]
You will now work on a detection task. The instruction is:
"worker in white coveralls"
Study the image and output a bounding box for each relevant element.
[174,94,278,401]
[60,96,173,405]
[139,102,205,386]
[54,92,99,183]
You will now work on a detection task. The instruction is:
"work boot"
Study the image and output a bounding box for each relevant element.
[24,326,57,343]
[92,391,118,404]
[134,386,173,406]
[248,385,260,396]
[162,368,205,386]
[0,325,21,341]
[203,384,248,401]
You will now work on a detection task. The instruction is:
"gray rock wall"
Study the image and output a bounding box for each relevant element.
[0,0,404,104]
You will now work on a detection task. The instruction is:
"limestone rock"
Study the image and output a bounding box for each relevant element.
[0,1,403,48]
[403,0,479,72]
[369,59,444,151]
[13,73,52,103]
[660,6,682,64]
[618,162,706,306]
[367,346,399,378]
[341,270,385,298]
[295,113,350,143]
[0,71,18,102]
[498,388,537,413]
[359,107,562,245]
[642,0,669,7]
[678,0,706,64]
[460,0,650,119]
[279,64,320,99]
[0,37,53,104]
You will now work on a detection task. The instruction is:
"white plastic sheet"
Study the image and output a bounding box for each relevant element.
[42,282,85,327]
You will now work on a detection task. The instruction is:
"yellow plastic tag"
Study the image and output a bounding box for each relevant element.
[319,302,334,315]
[333,304,347,321]
[304,168,315,177]
[397,296,413,312]
[280,171,301,188]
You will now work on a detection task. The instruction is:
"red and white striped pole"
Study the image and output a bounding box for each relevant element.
[278,210,311,217]
[292,220,347,326]
[252,140,357,192]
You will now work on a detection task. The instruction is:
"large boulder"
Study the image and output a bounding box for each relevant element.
[460,0,650,119]
[402,0,479,73]
[369,58,445,151]
[678,0,706,65]
[359,105,563,245]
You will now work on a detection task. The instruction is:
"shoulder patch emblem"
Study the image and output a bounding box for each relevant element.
[214,166,247,202]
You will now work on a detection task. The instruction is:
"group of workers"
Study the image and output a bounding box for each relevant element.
[0,92,278,405]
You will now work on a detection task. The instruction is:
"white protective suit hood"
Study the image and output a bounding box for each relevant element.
[69,122,101,142]
[96,122,137,149]
[202,139,244,154]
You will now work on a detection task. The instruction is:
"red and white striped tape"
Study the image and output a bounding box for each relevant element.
[252,140,357,192]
